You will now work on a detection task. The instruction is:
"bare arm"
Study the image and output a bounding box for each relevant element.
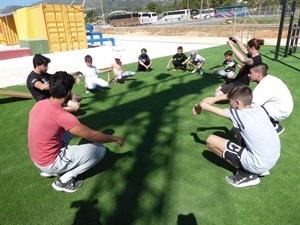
[193,102,229,118]
[227,40,248,63]
[201,94,228,105]
[69,124,124,147]
[166,58,173,68]
[209,64,222,70]
[34,81,49,90]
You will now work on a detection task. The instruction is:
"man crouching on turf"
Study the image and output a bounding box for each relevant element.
[28,71,124,193]
[193,85,280,187]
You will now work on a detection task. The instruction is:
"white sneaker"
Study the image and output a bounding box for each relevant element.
[259,171,270,177]
[191,69,198,73]
[199,69,204,75]
[40,172,59,178]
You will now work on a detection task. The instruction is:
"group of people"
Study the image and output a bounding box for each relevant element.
[193,37,294,187]
[26,36,293,192]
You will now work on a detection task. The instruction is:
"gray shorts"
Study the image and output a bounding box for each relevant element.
[35,143,106,178]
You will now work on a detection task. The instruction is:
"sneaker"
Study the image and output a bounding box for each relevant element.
[40,172,59,178]
[226,170,260,187]
[172,68,178,71]
[199,69,204,75]
[259,171,270,177]
[273,123,285,135]
[52,177,83,193]
[191,69,198,73]
[84,87,90,93]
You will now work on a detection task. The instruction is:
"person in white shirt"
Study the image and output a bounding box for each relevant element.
[77,55,110,93]
[249,63,294,134]
[183,50,205,75]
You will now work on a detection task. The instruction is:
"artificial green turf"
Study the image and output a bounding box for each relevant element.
[0,45,299,225]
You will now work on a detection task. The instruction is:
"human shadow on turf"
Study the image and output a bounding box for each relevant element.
[0,97,33,104]
[177,213,198,225]
[77,148,133,181]
[71,199,103,225]
[202,150,236,174]
[76,71,220,224]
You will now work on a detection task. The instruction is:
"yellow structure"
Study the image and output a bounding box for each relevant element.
[0,13,19,45]
[13,4,87,52]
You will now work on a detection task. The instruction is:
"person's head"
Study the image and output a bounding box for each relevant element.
[248,63,268,83]
[177,46,183,54]
[33,54,51,73]
[224,50,233,60]
[49,71,75,100]
[190,50,197,59]
[227,85,253,109]
[114,53,121,62]
[84,55,93,67]
[141,48,147,56]
[247,38,265,55]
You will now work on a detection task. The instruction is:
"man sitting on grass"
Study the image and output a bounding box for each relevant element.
[193,85,280,187]
[28,71,124,193]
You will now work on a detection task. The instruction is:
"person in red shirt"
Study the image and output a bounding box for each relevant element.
[28,71,124,193]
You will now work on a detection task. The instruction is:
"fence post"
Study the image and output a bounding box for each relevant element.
[275,0,287,60]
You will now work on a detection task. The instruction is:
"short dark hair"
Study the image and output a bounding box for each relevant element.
[33,54,51,68]
[85,55,93,62]
[227,85,252,106]
[251,63,268,77]
[177,46,183,51]
[49,71,75,98]
[224,50,233,56]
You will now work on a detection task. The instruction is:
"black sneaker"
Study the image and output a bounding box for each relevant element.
[273,123,285,135]
[226,170,260,187]
[52,177,83,193]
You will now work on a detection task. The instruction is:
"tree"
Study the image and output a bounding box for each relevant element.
[147,2,158,12]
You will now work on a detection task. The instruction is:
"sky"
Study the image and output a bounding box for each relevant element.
[0,0,42,9]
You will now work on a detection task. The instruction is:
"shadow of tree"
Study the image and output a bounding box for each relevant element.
[73,70,220,224]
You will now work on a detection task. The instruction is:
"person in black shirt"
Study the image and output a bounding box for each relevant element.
[166,46,188,71]
[137,48,153,72]
[199,37,265,105]
[26,54,82,112]
[214,38,264,96]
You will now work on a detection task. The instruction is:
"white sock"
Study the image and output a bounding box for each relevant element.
[59,172,74,183]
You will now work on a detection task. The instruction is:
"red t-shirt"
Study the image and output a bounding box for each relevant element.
[28,99,80,166]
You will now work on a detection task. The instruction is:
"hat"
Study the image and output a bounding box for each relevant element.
[141,48,147,54]
[114,53,121,59]
[190,50,197,55]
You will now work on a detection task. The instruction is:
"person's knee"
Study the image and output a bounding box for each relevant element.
[206,134,217,149]
[214,87,224,97]
[67,100,80,111]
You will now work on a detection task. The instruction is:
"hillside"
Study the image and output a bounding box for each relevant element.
[0,0,172,14]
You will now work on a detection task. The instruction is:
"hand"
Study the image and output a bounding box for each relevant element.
[202,97,217,105]
[114,136,124,147]
[193,103,202,115]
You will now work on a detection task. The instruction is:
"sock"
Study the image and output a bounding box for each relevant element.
[59,172,74,183]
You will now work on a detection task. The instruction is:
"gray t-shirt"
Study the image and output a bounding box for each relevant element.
[226,104,280,174]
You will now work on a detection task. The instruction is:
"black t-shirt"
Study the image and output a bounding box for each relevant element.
[222,59,239,72]
[138,54,151,65]
[26,71,51,102]
[172,53,187,62]
[232,54,262,85]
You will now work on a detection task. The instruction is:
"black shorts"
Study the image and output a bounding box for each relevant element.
[223,140,245,168]
[220,83,237,94]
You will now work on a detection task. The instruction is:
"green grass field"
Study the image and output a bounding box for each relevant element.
[0,45,299,225]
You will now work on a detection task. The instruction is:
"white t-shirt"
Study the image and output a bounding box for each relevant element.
[252,75,294,121]
[189,54,205,64]
[81,65,98,78]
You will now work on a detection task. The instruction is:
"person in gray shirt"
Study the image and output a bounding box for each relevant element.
[193,85,280,188]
